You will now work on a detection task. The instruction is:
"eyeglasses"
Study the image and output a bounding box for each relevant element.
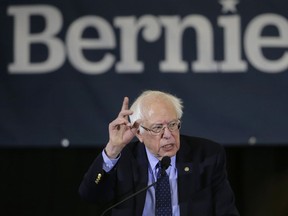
[141,120,181,136]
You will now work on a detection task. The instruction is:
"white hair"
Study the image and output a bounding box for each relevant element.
[129,90,183,128]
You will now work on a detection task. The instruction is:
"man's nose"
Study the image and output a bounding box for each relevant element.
[162,126,172,139]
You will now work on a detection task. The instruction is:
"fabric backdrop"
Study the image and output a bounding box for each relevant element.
[0,0,287,147]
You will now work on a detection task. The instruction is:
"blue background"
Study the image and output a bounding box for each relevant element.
[0,0,287,147]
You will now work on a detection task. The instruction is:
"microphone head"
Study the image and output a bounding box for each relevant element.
[160,156,171,171]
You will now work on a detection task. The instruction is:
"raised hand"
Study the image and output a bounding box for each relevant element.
[105,97,140,159]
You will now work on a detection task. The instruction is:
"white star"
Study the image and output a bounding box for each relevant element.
[219,0,239,13]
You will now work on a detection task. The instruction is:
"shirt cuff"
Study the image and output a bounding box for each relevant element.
[102,149,120,172]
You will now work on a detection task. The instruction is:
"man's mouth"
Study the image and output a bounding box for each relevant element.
[161,144,174,151]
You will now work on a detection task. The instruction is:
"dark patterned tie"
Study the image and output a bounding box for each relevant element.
[155,162,172,216]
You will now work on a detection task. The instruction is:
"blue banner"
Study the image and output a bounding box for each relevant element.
[0,0,288,147]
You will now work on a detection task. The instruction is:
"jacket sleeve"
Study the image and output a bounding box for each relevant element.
[78,152,118,205]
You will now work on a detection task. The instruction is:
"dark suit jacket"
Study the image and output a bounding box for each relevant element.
[79,135,240,216]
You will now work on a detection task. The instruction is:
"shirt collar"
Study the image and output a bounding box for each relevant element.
[145,147,176,172]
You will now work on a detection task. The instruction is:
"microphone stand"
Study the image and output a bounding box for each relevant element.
[100,181,157,216]
[100,156,171,216]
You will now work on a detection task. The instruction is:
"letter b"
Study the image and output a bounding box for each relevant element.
[8,5,65,74]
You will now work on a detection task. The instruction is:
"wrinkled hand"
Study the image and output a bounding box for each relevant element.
[105,97,140,159]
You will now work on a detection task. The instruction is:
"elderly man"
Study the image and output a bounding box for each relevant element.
[79,90,239,216]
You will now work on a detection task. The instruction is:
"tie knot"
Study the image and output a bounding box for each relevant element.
[156,161,167,179]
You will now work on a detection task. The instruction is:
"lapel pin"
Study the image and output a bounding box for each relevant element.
[184,167,190,172]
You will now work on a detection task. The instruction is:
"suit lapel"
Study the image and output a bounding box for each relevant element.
[177,136,197,215]
[134,144,149,215]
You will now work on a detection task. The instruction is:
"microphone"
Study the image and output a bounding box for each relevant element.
[160,156,171,176]
[100,156,171,216]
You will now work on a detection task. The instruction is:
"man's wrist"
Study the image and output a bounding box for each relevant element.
[104,147,120,159]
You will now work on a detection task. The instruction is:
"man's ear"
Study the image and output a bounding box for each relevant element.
[135,130,143,143]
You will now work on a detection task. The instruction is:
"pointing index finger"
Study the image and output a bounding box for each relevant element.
[121,96,129,111]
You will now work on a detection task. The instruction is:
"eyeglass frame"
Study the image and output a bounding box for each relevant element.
[140,119,181,136]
